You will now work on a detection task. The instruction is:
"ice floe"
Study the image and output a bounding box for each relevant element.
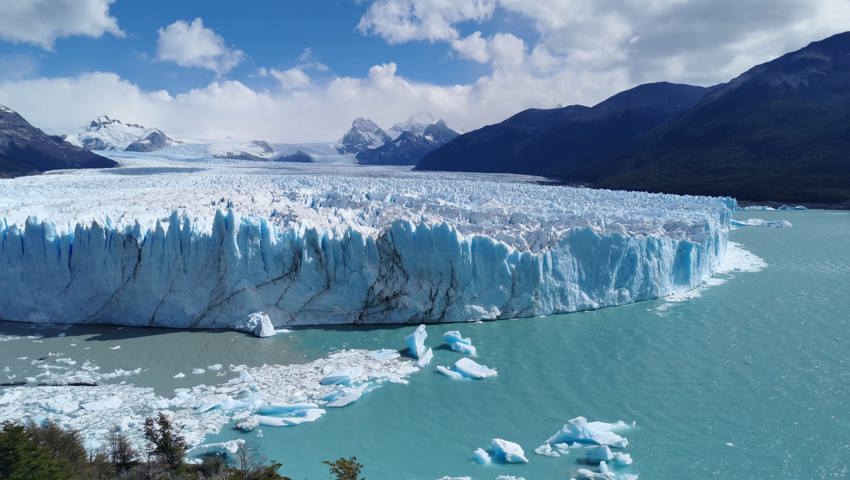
[488,438,529,464]
[732,218,792,228]
[0,349,418,453]
[473,447,492,465]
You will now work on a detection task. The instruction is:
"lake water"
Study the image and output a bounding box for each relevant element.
[1,209,848,479]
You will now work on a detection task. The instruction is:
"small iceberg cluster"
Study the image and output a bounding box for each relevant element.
[532,416,637,479]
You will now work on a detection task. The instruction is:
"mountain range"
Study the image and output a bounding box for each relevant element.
[337,116,459,165]
[0,106,116,178]
[418,31,850,206]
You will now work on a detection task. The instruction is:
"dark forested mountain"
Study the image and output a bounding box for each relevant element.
[418,32,850,205]
[0,106,117,178]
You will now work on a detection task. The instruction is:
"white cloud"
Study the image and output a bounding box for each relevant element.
[259,67,311,90]
[0,0,123,49]
[451,31,490,63]
[358,0,496,43]
[156,18,244,74]
[361,0,850,87]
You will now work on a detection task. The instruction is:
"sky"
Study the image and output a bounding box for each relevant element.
[0,0,849,142]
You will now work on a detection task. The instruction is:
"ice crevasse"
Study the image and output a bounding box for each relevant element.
[0,181,734,328]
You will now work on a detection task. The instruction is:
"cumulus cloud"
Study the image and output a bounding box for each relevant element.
[0,0,123,49]
[156,18,244,74]
[258,67,311,90]
[362,0,850,87]
[358,0,496,43]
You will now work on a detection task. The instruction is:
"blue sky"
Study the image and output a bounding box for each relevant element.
[0,0,847,142]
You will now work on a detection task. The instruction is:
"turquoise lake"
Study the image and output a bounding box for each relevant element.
[1,209,848,479]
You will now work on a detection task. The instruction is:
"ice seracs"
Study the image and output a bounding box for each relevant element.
[0,161,736,329]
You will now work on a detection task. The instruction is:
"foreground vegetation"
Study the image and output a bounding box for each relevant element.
[0,414,365,480]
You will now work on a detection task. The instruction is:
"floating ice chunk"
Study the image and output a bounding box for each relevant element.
[324,388,365,408]
[575,466,615,480]
[195,439,245,456]
[731,218,792,228]
[320,368,361,386]
[236,416,259,432]
[496,476,526,480]
[443,330,477,356]
[490,438,529,464]
[369,349,401,361]
[173,372,186,378]
[406,324,428,359]
[257,403,319,415]
[109,345,120,350]
[235,312,276,338]
[436,477,471,480]
[192,368,205,375]
[472,447,492,465]
[81,396,122,411]
[612,452,633,467]
[208,364,223,371]
[436,365,465,380]
[546,417,631,448]
[534,443,560,457]
[454,358,497,379]
[41,395,79,414]
[254,408,325,427]
[585,445,613,463]
[416,348,434,367]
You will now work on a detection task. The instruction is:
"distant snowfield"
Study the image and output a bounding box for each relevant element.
[0,149,736,328]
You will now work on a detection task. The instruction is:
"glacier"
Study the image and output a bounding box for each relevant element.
[0,154,734,329]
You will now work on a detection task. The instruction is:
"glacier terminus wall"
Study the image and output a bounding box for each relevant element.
[0,158,735,328]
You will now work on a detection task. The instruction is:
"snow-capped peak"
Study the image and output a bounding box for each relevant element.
[0,105,14,114]
[67,116,174,152]
[337,118,391,154]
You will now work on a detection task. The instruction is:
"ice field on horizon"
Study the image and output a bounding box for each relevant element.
[0,151,737,329]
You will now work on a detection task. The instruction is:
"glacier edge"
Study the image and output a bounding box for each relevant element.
[0,208,729,328]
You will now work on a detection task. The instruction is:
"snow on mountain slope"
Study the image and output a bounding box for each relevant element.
[0,154,734,329]
[207,140,276,160]
[66,116,174,152]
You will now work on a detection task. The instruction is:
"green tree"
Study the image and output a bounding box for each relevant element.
[143,412,187,469]
[323,457,364,480]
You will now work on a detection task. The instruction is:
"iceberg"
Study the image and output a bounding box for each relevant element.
[472,447,492,465]
[490,438,529,464]
[320,368,361,386]
[436,365,465,380]
[234,312,276,337]
[546,417,631,448]
[534,443,560,457]
[612,452,633,467]
[416,348,434,367]
[0,164,735,329]
[453,358,497,379]
[585,445,613,463]
[443,330,477,356]
[731,218,792,228]
[406,325,428,359]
